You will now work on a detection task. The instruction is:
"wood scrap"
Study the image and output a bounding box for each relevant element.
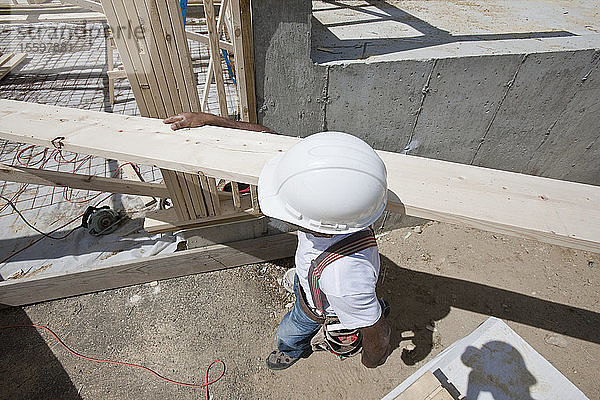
[0,53,27,80]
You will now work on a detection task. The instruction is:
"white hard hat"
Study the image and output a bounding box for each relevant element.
[258,131,387,234]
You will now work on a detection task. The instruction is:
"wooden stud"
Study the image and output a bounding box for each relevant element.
[203,0,228,117]
[199,173,215,216]
[175,170,200,219]
[201,0,229,111]
[183,172,208,218]
[185,30,233,52]
[250,184,259,213]
[106,36,115,105]
[230,0,256,122]
[161,169,189,220]
[0,163,169,198]
[207,176,222,215]
[63,0,104,13]
[231,181,241,209]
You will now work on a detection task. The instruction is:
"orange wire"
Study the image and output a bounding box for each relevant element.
[0,324,225,399]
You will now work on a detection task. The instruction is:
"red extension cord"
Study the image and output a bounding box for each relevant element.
[0,324,225,399]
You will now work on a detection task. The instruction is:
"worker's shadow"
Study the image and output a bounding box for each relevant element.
[377,255,600,365]
[0,307,83,400]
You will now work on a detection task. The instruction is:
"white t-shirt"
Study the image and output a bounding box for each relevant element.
[295,229,382,330]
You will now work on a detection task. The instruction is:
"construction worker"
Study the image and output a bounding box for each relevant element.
[164,113,392,370]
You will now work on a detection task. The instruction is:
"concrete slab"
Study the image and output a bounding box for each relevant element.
[312,0,600,63]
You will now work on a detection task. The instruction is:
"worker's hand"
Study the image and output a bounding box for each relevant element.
[360,314,392,368]
[163,112,218,130]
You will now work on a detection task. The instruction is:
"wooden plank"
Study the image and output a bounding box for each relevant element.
[164,0,202,112]
[139,0,178,116]
[0,54,13,67]
[143,205,256,234]
[100,0,152,116]
[138,0,201,218]
[183,171,208,218]
[0,163,169,197]
[203,0,228,117]
[0,53,26,80]
[207,176,222,215]
[185,30,233,52]
[37,12,106,21]
[199,173,215,216]
[161,169,189,220]
[106,69,127,79]
[156,0,206,219]
[1,100,599,253]
[393,371,453,400]
[231,181,241,209]
[0,232,298,307]
[230,0,256,122]
[201,0,229,111]
[175,170,199,219]
[250,184,259,213]
[62,0,104,13]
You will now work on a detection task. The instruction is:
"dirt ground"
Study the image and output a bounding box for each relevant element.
[1,221,598,399]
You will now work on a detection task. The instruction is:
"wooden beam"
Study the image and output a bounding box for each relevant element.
[0,232,298,307]
[230,0,256,122]
[185,30,234,52]
[200,0,229,111]
[203,0,228,117]
[0,163,169,198]
[1,100,599,253]
[0,12,106,23]
[143,206,258,234]
[62,0,104,13]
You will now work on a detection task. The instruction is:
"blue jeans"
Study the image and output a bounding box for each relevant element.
[276,274,321,358]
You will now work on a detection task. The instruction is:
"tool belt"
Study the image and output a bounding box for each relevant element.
[297,228,377,358]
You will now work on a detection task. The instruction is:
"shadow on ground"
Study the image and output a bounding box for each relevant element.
[378,255,600,364]
[0,307,82,400]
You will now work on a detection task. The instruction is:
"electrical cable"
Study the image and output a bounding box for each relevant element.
[0,324,225,400]
[0,195,82,240]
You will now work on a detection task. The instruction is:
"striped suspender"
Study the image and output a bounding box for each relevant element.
[308,228,377,315]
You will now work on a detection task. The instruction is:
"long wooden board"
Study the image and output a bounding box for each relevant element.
[0,163,169,198]
[1,100,599,253]
[0,232,298,307]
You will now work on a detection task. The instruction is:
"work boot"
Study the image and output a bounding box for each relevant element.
[265,349,300,370]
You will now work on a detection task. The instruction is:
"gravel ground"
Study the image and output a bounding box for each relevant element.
[1,221,598,399]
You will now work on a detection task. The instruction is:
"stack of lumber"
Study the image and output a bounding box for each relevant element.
[0,53,27,80]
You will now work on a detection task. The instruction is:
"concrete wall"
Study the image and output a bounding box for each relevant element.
[252,0,600,186]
